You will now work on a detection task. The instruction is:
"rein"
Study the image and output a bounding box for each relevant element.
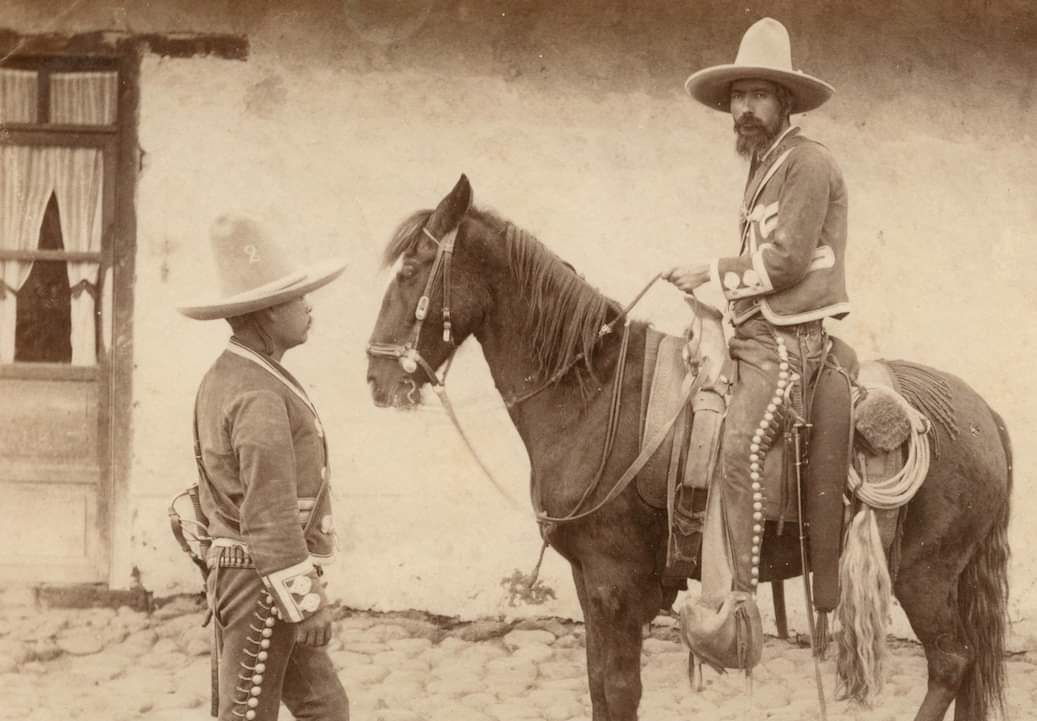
[368,220,671,524]
[533,321,631,522]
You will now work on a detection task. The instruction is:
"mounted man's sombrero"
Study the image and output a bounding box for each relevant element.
[684,17,834,114]
[177,214,347,321]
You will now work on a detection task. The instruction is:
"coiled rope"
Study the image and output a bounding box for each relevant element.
[846,386,932,510]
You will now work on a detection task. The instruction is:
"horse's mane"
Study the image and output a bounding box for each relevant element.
[383,207,619,382]
[501,218,618,382]
[382,209,433,268]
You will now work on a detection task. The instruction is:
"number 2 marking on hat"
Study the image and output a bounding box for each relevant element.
[243,244,261,264]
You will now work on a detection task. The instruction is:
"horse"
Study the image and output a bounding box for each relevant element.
[366,175,1012,721]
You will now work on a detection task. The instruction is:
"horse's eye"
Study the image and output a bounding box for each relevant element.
[397,265,417,281]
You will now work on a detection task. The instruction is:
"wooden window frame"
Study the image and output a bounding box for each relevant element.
[0,58,119,380]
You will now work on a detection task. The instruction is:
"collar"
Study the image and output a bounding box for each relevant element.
[226,337,319,417]
[758,125,800,163]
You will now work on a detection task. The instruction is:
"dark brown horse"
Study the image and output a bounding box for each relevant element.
[366,175,1012,721]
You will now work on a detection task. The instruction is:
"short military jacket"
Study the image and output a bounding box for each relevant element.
[710,127,850,325]
[195,338,334,622]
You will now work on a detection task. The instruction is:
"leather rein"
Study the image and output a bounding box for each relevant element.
[366,221,673,525]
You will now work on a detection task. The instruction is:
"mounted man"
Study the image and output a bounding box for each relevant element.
[663,16,851,666]
[362,15,1011,713]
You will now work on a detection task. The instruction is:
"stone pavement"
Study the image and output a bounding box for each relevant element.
[1,595,1036,721]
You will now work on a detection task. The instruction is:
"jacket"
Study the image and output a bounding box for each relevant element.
[195,338,334,622]
[709,127,850,325]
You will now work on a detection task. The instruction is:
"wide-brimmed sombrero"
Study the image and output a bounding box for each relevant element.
[177,214,347,321]
[684,17,833,114]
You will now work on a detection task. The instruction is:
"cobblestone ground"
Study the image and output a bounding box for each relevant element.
[1,596,1035,721]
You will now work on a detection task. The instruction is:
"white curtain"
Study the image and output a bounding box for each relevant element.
[52,148,104,365]
[0,69,37,123]
[0,147,56,363]
[0,147,103,365]
[50,72,118,125]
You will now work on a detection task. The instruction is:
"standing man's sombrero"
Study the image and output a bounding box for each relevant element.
[177,214,347,321]
[684,17,834,114]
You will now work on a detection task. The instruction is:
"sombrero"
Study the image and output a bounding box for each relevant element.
[684,17,833,114]
[177,214,347,321]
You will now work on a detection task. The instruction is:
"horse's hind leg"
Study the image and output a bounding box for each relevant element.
[895,394,1010,721]
[894,490,981,719]
[895,562,973,721]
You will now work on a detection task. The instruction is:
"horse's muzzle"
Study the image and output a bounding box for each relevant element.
[367,368,421,410]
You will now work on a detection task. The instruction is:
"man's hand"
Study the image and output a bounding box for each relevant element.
[662,264,711,293]
[294,606,333,647]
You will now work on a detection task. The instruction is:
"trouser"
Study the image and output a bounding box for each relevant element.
[207,565,349,721]
[718,315,826,594]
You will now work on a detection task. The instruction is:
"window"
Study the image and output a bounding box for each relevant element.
[0,58,116,368]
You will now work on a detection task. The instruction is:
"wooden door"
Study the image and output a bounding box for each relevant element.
[0,58,123,584]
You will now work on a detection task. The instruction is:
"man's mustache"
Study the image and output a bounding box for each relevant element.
[734,115,765,132]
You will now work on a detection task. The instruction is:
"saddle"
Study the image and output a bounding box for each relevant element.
[638,297,729,580]
[639,302,928,672]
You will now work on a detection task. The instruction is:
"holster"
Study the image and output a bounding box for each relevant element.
[168,483,211,583]
[683,368,733,490]
[665,406,700,582]
[805,349,854,612]
[168,482,219,717]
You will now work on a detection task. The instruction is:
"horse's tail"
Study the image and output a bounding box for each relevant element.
[955,406,1012,721]
[834,506,891,706]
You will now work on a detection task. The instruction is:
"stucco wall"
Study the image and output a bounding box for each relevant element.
[4,1,1036,639]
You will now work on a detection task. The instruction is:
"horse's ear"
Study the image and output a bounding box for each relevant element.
[427,174,472,237]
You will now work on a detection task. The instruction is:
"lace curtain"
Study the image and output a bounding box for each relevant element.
[50,72,118,125]
[54,147,104,365]
[0,69,37,123]
[0,68,117,126]
[0,147,104,365]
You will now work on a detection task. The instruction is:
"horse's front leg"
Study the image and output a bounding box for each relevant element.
[572,564,610,720]
[575,555,659,721]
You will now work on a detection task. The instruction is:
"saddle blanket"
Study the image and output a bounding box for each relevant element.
[637,328,692,507]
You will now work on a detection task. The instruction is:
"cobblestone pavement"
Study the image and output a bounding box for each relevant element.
[1,596,1035,721]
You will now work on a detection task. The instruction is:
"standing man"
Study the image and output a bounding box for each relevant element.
[178,214,349,720]
[664,18,849,600]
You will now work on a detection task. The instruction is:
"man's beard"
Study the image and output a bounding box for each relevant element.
[734,114,782,159]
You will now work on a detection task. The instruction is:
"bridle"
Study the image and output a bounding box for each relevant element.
[367,222,530,508]
[367,219,664,405]
[367,220,682,527]
[367,225,458,388]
